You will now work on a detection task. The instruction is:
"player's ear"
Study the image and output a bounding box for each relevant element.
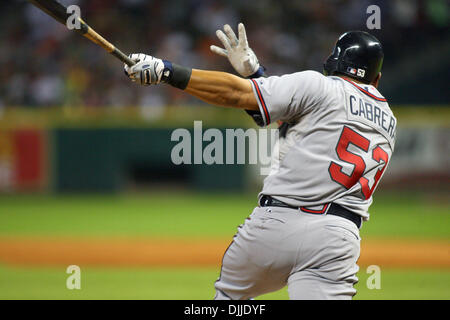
[372,72,381,88]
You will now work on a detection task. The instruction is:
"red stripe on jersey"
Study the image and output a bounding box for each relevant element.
[300,203,329,214]
[250,79,271,125]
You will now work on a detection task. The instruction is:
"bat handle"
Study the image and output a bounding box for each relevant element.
[112,48,136,67]
[79,21,135,66]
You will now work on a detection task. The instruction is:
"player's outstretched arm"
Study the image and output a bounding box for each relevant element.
[124,54,259,111]
[185,69,258,110]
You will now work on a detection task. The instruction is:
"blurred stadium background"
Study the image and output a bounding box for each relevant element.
[0,0,449,300]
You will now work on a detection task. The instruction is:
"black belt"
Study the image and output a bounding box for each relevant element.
[259,195,362,229]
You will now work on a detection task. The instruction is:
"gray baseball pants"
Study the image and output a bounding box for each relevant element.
[214,205,361,300]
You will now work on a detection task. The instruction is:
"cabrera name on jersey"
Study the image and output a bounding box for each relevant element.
[343,79,396,148]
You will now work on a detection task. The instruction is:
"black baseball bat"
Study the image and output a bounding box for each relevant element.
[28,0,135,66]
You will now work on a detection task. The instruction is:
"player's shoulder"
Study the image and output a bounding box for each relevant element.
[295,70,345,91]
[285,70,330,92]
[290,70,327,81]
[267,70,328,85]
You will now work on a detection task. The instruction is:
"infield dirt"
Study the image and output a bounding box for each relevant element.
[0,236,448,268]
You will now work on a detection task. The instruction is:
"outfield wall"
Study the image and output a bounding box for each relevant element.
[53,128,246,192]
[0,106,448,193]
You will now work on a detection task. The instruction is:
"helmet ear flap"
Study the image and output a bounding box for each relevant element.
[323,43,341,76]
[323,55,338,76]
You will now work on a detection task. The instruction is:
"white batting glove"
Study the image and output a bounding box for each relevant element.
[124,53,169,86]
[210,23,263,78]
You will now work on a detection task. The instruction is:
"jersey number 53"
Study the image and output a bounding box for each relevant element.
[328,126,389,200]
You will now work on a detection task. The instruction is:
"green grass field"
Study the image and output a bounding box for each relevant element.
[0,191,449,300]
[1,265,449,300]
[1,191,448,238]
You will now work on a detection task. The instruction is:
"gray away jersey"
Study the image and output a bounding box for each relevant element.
[248,71,397,220]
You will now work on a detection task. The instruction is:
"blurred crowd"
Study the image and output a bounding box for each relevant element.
[0,0,447,111]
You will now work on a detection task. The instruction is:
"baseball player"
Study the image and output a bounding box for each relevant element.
[124,25,396,300]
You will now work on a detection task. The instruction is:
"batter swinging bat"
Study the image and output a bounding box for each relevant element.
[28,0,135,66]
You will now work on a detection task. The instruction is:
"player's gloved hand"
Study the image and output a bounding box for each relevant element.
[210,23,264,78]
[124,53,172,86]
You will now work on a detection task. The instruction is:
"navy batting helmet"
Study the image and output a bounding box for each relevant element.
[323,31,384,84]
